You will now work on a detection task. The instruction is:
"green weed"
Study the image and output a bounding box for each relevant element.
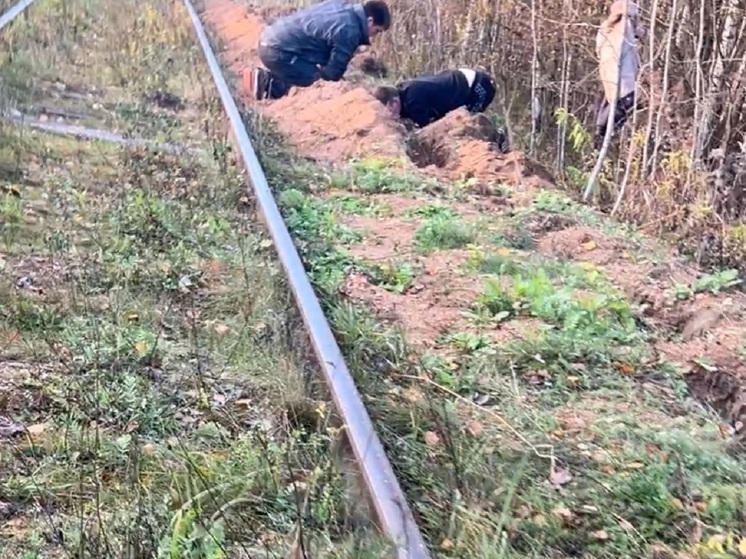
[415,214,477,253]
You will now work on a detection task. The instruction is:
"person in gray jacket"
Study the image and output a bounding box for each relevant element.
[247,0,391,100]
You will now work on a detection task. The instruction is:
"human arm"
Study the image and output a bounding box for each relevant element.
[318,29,358,81]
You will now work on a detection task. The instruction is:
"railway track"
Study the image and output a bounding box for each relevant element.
[0,0,429,557]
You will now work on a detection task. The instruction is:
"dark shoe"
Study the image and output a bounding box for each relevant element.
[593,128,605,150]
[246,67,270,100]
[495,127,510,154]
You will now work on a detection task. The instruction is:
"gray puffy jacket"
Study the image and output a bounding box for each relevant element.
[260,0,370,81]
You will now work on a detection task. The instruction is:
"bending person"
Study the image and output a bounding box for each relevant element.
[594,0,645,150]
[373,68,509,152]
[247,0,391,100]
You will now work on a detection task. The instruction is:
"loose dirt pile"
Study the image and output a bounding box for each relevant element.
[262,82,408,161]
[409,108,555,187]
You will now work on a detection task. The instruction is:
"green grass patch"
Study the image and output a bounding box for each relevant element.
[415,213,477,253]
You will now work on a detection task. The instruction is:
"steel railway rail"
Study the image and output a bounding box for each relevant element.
[0,1,432,558]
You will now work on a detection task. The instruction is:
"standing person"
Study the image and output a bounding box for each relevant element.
[372,68,509,152]
[594,0,645,149]
[246,0,391,101]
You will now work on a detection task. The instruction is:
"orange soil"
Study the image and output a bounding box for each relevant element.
[201,0,746,426]
[411,109,556,186]
[262,82,408,161]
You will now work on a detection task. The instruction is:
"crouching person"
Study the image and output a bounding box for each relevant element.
[594,0,645,150]
[247,0,391,100]
[373,68,509,152]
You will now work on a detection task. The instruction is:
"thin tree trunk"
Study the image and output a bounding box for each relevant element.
[693,0,741,162]
[649,0,679,176]
[529,0,539,155]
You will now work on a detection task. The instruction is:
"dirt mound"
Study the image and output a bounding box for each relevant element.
[409,108,555,188]
[262,82,408,161]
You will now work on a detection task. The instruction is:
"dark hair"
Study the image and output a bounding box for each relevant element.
[372,85,400,106]
[363,0,392,30]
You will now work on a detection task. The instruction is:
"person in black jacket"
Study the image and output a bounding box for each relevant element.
[373,68,496,127]
[373,68,509,152]
[247,0,391,100]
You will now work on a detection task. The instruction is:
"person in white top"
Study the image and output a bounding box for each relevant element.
[593,0,645,149]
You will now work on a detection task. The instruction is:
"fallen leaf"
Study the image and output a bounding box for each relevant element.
[26,423,48,435]
[466,420,483,436]
[549,465,573,488]
[616,362,635,375]
[125,421,140,433]
[592,530,609,541]
[206,260,224,274]
[213,322,230,335]
[423,431,441,446]
[591,451,607,462]
[403,388,423,404]
[141,443,157,457]
[134,341,148,355]
[552,506,574,522]
[125,312,139,322]
[496,247,511,257]
[581,240,598,251]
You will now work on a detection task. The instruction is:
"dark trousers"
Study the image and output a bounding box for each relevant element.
[258,43,322,100]
[593,91,635,149]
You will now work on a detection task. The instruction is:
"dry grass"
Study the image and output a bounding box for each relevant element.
[0,0,390,557]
